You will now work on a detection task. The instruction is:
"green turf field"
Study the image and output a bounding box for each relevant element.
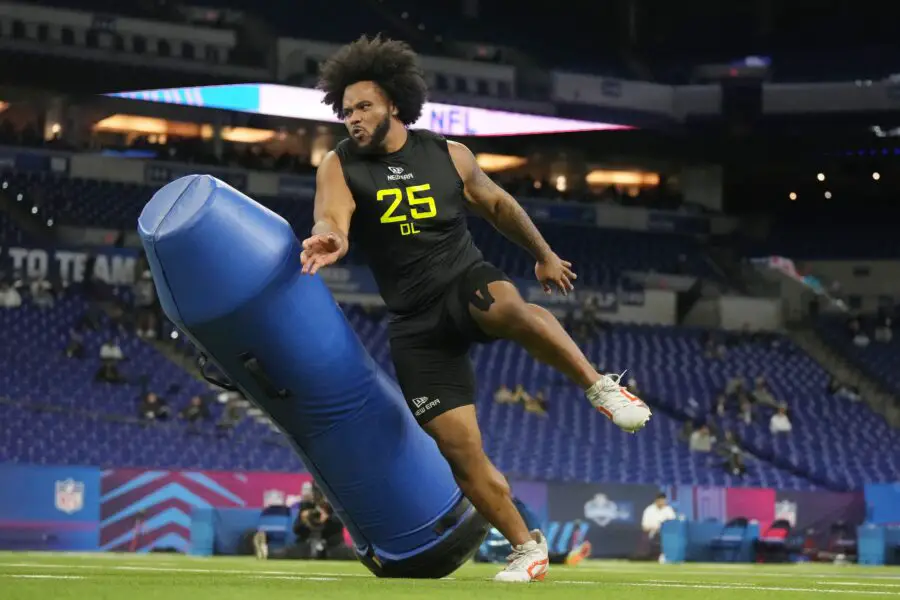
[1,551,898,599]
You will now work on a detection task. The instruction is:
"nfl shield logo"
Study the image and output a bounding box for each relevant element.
[55,479,85,514]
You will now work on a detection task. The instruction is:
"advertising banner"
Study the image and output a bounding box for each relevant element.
[0,464,101,551]
[99,469,312,552]
[547,482,660,558]
[775,490,866,539]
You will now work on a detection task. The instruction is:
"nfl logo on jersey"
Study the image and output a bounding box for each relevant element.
[55,479,85,514]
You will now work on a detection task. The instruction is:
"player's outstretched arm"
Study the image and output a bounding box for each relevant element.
[301,151,356,275]
[448,141,576,294]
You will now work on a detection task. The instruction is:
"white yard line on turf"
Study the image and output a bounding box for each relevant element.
[825,582,900,588]
[578,564,900,581]
[0,562,371,578]
[3,574,86,579]
[620,582,900,595]
[250,576,340,582]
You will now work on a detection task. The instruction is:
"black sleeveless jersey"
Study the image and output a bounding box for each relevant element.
[335,129,484,316]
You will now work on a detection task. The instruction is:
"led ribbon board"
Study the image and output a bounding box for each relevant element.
[107,84,633,137]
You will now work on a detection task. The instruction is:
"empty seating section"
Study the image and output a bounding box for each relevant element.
[1,292,896,489]
[1,171,896,491]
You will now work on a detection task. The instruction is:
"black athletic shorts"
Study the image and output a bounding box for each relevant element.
[388,261,511,425]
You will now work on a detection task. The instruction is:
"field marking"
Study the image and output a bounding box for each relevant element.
[0,562,371,578]
[250,575,340,582]
[578,563,900,581]
[825,582,900,588]
[621,582,899,595]
[3,574,86,579]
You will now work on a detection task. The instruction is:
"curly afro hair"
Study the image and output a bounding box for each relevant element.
[317,35,428,126]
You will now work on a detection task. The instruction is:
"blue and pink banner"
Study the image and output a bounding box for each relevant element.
[0,464,881,556]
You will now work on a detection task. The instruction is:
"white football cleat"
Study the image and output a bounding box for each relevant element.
[587,372,652,433]
[494,530,549,583]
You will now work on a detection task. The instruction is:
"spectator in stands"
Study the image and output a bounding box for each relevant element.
[139,392,170,421]
[493,384,515,404]
[875,316,893,343]
[95,340,126,383]
[715,393,728,417]
[770,406,792,434]
[725,375,745,398]
[848,318,870,347]
[752,376,779,409]
[640,493,676,561]
[581,295,599,335]
[0,282,21,308]
[511,384,532,406]
[724,451,747,478]
[524,390,548,416]
[217,394,244,431]
[180,395,211,430]
[828,377,861,403]
[29,277,53,308]
[100,338,124,362]
[133,269,158,339]
[689,425,713,452]
[739,395,753,425]
[64,326,85,359]
[715,430,742,458]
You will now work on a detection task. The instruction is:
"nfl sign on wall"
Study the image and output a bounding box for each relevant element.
[0,465,101,551]
[55,479,85,514]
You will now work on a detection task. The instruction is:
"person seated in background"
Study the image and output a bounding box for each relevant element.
[828,376,861,403]
[217,393,245,432]
[29,277,54,308]
[689,424,713,452]
[715,430,742,458]
[100,338,125,363]
[640,493,676,562]
[493,384,515,404]
[724,450,747,477]
[874,316,892,343]
[714,393,729,417]
[511,384,531,405]
[0,282,22,308]
[770,405,792,434]
[525,390,548,416]
[179,395,210,431]
[752,376,779,409]
[64,326,85,359]
[139,392,170,421]
[738,394,753,425]
[848,319,870,348]
[724,375,745,399]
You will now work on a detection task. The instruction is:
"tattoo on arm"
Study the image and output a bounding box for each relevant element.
[471,168,553,261]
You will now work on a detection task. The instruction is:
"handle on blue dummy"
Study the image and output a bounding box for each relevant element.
[137,174,487,577]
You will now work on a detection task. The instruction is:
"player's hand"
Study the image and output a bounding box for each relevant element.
[535,253,576,295]
[300,233,345,275]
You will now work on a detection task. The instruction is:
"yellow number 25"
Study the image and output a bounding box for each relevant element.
[377,184,437,224]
